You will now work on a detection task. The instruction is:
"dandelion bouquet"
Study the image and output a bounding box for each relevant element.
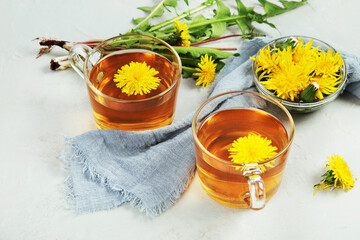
[37,0,307,88]
[251,36,346,110]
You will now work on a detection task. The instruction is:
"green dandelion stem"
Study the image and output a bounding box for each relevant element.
[132,0,167,31]
[164,15,247,33]
[182,66,198,72]
[149,0,216,32]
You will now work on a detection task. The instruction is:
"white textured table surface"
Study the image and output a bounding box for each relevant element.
[1,0,360,239]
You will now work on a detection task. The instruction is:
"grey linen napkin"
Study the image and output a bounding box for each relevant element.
[63,37,360,217]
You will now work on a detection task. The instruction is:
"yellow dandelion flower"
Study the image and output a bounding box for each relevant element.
[261,48,311,101]
[311,50,344,99]
[174,19,191,47]
[325,154,356,190]
[113,61,161,96]
[314,154,356,195]
[251,37,345,102]
[193,54,217,88]
[292,39,319,65]
[311,75,342,100]
[229,133,278,171]
[314,50,344,77]
[250,46,279,76]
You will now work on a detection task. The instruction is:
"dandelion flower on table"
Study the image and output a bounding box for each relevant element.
[174,19,191,47]
[193,54,217,88]
[113,61,161,96]
[228,133,278,171]
[314,154,356,195]
[325,154,356,190]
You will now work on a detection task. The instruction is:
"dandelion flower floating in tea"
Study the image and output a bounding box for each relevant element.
[193,54,217,88]
[251,38,345,102]
[228,133,278,171]
[173,19,191,47]
[113,61,161,96]
[314,154,357,195]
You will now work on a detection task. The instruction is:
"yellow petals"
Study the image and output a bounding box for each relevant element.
[325,154,356,191]
[174,19,191,47]
[252,38,345,102]
[314,154,356,195]
[292,39,319,65]
[113,61,161,96]
[250,46,279,75]
[229,133,278,171]
[193,54,217,88]
[260,47,311,101]
[314,50,344,77]
[311,75,342,100]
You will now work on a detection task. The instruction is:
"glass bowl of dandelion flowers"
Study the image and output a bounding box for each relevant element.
[251,36,347,113]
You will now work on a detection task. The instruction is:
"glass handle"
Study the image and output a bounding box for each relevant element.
[68,44,92,79]
[243,168,266,210]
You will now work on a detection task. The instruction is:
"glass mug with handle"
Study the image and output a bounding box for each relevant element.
[69,34,182,130]
[192,91,295,209]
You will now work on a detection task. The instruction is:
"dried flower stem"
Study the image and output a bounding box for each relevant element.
[38,39,75,51]
[190,34,242,46]
[50,56,71,71]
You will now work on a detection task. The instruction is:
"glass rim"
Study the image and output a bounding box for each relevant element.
[252,35,347,108]
[84,34,182,103]
[191,91,295,167]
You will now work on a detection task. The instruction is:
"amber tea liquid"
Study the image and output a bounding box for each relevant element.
[88,51,179,130]
[195,108,289,208]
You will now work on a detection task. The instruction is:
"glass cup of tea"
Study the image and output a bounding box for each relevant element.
[192,91,295,209]
[69,34,182,130]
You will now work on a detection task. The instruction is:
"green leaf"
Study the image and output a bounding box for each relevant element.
[173,47,238,60]
[132,0,178,31]
[132,17,145,25]
[182,70,193,78]
[182,66,197,78]
[247,11,276,29]
[137,6,154,13]
[184,16,192,21]
[183,0,189,6]
[234,0,252,34]
[190,29,212,43]
[164,0,177,8]
[273,38,297,50]
[258,0,307,17]
[188,14,209,34]
[148,0,216,32]
[211,0,231,38]
[235,0,247,15]
[181,57,200,67]
[187,15,248,36]
[215,61,225,71]
[279,0,307,12]
[152,30,173,40]
[137,6,164,18]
